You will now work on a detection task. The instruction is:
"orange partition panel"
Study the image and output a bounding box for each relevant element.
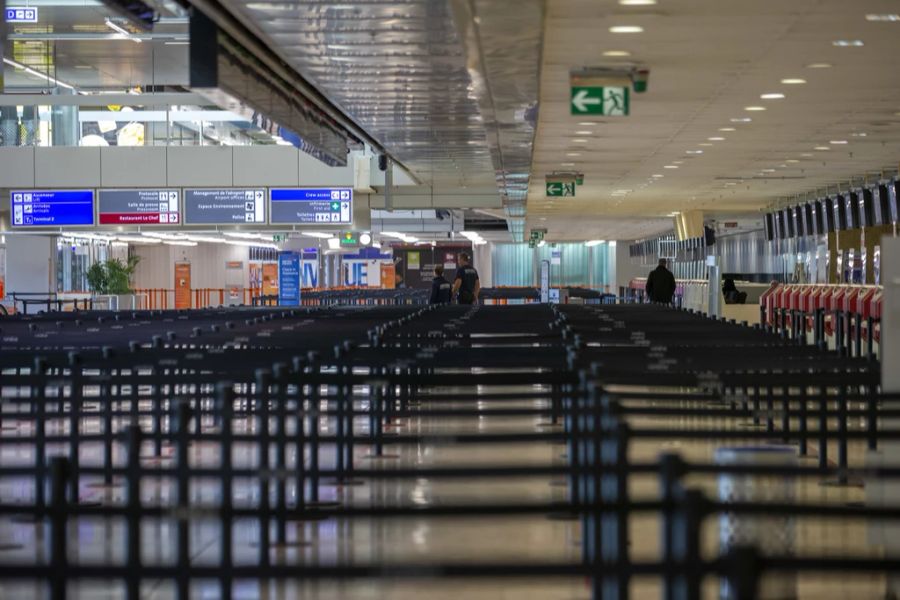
[174,263,192,309]
[262,263,278,296]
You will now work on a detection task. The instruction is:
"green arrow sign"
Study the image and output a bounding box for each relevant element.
[546,181,576,197]
[571,86,630,116]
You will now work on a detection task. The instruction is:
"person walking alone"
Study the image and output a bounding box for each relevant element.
[646,258,677,304]
[430,265,452,304]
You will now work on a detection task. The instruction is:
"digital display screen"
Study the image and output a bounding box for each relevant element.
[269,188,352,224]
[183,189,266,225]
[98,189,180,225]
[11,190,94,227]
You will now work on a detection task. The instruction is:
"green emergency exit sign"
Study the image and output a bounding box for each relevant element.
[571,86,630,116]
[546,181,576,197]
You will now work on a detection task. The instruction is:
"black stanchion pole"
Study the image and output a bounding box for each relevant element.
[124,426,142,600]
[34,357,48,509]
[67,352,83,502]
[658,452,686,600]
[49,457,70,600]
[255,368,272,565]
[215,382,235,598]
[599,407,630,600]
[174,400,191,600]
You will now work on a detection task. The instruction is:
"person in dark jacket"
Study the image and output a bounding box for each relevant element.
[646,258,677,304]
[451,252,480,305]
[429,265,452,304]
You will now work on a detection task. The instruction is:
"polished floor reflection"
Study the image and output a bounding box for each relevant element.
[0,382,888,599]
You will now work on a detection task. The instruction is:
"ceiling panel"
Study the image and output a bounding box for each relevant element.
[527,0,900,241]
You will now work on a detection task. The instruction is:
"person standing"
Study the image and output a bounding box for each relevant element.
[645,258,677,304]
[429,265,452,304]
[451,252,480,305]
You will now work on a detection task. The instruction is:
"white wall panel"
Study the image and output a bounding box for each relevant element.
[133,243,250,292]
[167,146,233,186]
[5,234,54,293]
[101,148,168,187]
[0,148,35,188]
[233,146,299,186]
[298,151,353,186]
[35,148,101,187]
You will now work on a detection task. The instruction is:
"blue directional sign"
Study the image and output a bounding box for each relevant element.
[5,6,38,22]
[269,188,352,225]
[11,190,94,227]
[278,252,301,306]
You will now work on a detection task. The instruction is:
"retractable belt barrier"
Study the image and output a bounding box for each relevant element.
[0,302,895,600]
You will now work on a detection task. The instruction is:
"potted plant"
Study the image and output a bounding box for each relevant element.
[86,256,141,310]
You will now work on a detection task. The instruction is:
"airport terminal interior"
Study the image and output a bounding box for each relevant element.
[0,0,899,598]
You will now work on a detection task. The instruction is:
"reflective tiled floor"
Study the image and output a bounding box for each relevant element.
[0,383,891,599]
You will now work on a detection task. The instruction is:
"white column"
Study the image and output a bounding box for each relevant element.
[473,243,493,288]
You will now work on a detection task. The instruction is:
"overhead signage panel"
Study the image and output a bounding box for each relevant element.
[98,189,180,225]
[270,188,352,225]
[183,188,266,225]
[11,190,94,227]
[546,182,575,197]
[5,7,38,22]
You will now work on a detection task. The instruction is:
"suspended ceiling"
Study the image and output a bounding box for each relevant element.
[527,0,900,241]
[210,0,504,192]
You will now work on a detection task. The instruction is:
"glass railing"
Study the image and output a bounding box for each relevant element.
[0,100,295,148]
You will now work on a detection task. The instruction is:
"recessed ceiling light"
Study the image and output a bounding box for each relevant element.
[762,169,776,173]
[663,165,679,169]
[74,65,94,69]
[786,159,800,163]
[672,160,684,164]
[652,174,664,178]
[686,150,703,154]
[602,50,632,57]
[578,122,597,126]
[698,143,714,146]
[800,153,814,157]
[851,132,867,137]
[561,162,576,167]
[745,106,766,111]
[760,93,785,99]
[719,127,736,132]
[781,78,807,85]
[619,0,656,4]
[540,217,547,221]
[730,117,752,123]
[609,25,644,33]
[814,146,831,151]
[865,14,900,21]
[806,62,833,69]
[829,140,848,145]
[565,153,581,157]
[779,164,788,168]
[708,136,725,141]
[572,139,589,143]
[575,130,594,135]
[832,40,864,47]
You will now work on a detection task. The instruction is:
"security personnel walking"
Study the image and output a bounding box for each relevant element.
[646,258,677,304]
[452,252,480,305]
[430,265,452,304]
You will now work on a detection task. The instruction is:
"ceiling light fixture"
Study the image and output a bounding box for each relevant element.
[719,127,736,132]
[3,57,76,90]
[760,93,785,99]
[663,165,679,169]
[781,78,807,84]
[602,50,632,57]
[619,0,656,4]
[698,143,714,147]
[814,146,831,151]
[745,106,766,111]
[786,159,800,163]
[574,130,594,135]
[829,140,848,144]
[851,132,868,137]
[832,40,864,47]
[571,138,588,143]
[866,14,900,21]
[800,153,814,157]
[806,62,833,68]
[686,150,703,154]
[105,18,142,43]
[566,152,581,157]
[730,117,752,123]
[584,239,607,246]
[651,174,664,178]
[561,162,576,166]
[708,137,725,141]
[609,25,644,33]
